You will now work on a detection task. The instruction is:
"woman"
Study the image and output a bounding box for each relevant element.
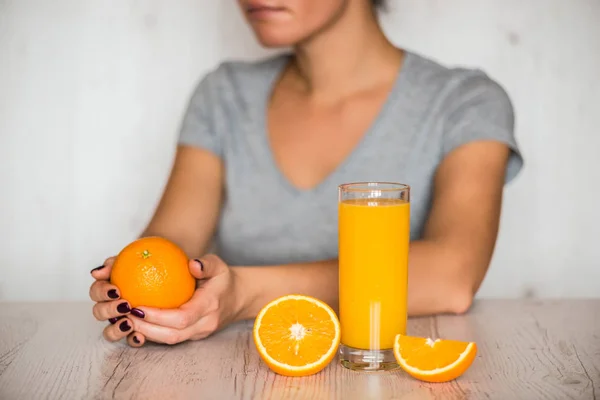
[89,0,523,347]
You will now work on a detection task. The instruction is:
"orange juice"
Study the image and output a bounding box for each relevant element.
[338,198,410,350]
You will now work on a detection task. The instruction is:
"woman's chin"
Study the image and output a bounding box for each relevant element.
[252,32,302,49]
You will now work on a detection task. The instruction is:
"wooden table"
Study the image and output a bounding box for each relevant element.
[0,300,598,400]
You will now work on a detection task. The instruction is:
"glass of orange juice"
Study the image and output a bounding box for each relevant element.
[338,182,410,371]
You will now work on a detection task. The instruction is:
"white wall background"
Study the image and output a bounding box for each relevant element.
[1,0,599,302]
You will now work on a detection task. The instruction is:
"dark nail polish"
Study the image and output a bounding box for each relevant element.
[131,308,145,318]
[119,320,131,332]
[107,289,119,299]
[194,259,204,271]
[117,302,131,314]
[109,316,125,324]
[91,265,105,273]
[133,335,140,344]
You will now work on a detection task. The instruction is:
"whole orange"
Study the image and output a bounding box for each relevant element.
[110,237,195,309]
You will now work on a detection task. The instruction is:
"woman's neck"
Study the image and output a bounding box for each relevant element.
[290,3,402,102]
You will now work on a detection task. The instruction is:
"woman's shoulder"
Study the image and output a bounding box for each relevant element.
[403,50,522,183]
[198,53,290,93]
[405,50,512,110]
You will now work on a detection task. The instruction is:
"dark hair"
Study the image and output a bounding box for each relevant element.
[371,0,387,10]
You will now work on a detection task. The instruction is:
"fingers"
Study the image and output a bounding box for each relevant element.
[90,256,116,281]
[191,254,227,280]
[188,259,204,280]
[93,300,131,321]
[103,317,146,348]
[89,280,121,302]
[127,318,190,345]
[97,253,227,346]
[103,313,218,346]
[127,332,146,348]
[109,315,126,324]
[102,317,134,342]
[134,290,213,329]
[129,316,217,345]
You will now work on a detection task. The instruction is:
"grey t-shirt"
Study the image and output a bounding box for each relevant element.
[178,50,523,266]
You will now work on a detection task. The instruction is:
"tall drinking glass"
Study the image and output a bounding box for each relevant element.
[338,182,410,371]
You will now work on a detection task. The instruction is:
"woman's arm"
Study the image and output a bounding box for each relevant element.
[141,145,224,257]
[235,140,510,318]
[106,140,511,346]
[89,144,224,346]
[406,141,509,315]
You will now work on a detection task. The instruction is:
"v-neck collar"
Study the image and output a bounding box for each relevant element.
[255,50,415,197]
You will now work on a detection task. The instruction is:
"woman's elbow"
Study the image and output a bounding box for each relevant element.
[448,287,474,315]
[446,260,484,315]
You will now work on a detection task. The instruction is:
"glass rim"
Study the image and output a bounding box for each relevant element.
[338,181,410,192]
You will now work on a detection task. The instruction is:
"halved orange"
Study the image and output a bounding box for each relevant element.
[393,334,477,383]
[253,294,341,377]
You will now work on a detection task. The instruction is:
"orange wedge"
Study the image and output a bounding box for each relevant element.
[253,294,341,377]
[393,334,477,383]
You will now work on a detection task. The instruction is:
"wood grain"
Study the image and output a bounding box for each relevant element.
[0,300,598,400]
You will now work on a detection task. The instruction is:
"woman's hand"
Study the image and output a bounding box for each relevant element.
[89,257,145,347]
[90,254,245,347]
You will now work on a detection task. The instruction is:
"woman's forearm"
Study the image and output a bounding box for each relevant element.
[138,146,224,258]
[406,240,476,316]
[232,239,479,321]
[232,260,339,320]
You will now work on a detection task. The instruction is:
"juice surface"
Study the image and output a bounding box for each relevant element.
[338,198,410,350]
